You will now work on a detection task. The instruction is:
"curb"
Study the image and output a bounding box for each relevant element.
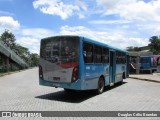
[129,77,160,83]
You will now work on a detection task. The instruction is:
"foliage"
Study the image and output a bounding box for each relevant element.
[0,30,39,67]
[13,43,30,61]
[126,46,141,51]
[148,36,160,54]
[30,53,39,67]
[0,29,16,49]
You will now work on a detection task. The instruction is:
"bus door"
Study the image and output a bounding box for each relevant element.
[126,55,129,77]
[109,51,116,86]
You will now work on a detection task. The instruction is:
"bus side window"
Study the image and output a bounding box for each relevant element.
[116,52,126,64]
[120,52,123,64]
[102,48,109,63]
[83,42,93,63]
[94,45,102,63]
[116,51,120,64]
[122,53,126,64]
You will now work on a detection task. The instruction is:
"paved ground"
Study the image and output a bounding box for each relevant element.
[0,68,160,120]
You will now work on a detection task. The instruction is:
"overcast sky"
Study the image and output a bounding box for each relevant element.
[0,0,160,54]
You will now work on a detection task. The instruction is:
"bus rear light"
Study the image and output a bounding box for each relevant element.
[39,65,43,79]
[71,66,79,82]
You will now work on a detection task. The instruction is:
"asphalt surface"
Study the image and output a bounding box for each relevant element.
[0,68,160,120]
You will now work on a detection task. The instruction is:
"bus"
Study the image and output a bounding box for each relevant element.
[39,36,129,94]
[140,55,160,69]
[157,56,160,72]
[140,55,160,73]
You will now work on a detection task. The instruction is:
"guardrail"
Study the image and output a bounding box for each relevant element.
[0,40,29,68]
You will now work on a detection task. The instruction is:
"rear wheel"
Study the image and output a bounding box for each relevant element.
[123,72,126,79]
[96,77,105,94]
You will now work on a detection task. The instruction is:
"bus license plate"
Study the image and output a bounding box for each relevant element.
[53,77,60,81]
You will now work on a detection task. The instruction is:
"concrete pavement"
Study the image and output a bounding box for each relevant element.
[129,73,160,83]
[0,68,160,112]
[1,68,160,119]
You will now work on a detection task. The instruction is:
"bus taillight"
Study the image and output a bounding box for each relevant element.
[39,65,43,79]
[71,66,79,82]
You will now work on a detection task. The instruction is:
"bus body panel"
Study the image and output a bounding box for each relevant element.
[140,56,151,69]
[40,58,74,83]
[83,64,110,90]
[115,64,126,82]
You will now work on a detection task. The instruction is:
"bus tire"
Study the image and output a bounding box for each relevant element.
[96,77,105,94]
[123,72,126,79]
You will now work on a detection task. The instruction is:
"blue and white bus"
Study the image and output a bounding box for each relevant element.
[39,36,129,94]
[140,55,160,69]
[157,56,160,72]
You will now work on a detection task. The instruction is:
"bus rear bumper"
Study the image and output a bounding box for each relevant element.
[39,78,83,90]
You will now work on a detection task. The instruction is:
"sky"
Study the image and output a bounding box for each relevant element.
[0,0,160,54]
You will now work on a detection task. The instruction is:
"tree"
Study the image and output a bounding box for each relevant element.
[13,43,30,62]
[0,30,39,67]
[29,53,39,67]
[148,36,160,54]
[126,46,141,51]
[0,29,16,49]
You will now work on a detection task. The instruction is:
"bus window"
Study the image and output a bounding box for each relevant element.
[83,42,93,63]
[40,37,79,63]
[116,52,126,64]
[94,45,102,63]
[116,52,119,64]
[102,48,109,63]
[116,51,121,64]
[122,53,126,64]
[157,57,160,65]
[140,57,149,63]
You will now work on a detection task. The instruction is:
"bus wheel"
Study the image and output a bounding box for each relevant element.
[96,77,105,94]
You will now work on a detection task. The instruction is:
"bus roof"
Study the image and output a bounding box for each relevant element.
[41,35,128,54]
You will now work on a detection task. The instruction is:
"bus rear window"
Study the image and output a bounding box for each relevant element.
[40,36,79,63]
